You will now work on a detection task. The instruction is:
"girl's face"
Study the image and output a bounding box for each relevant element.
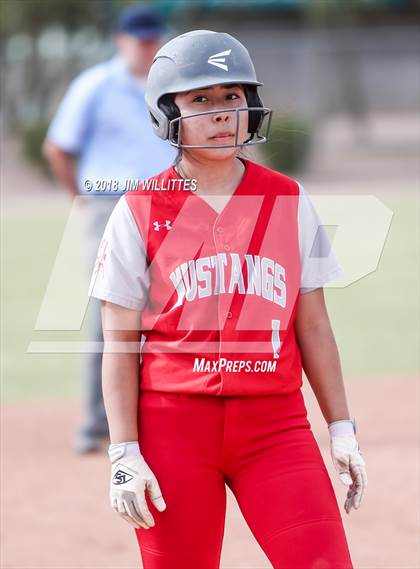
[173,84,249,161]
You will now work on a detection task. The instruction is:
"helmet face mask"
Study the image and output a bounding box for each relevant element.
[167,106,272,149]
[145,30,273,148]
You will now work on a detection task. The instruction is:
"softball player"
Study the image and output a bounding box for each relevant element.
[89,30,367,569]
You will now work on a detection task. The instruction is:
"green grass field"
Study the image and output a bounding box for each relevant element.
[2,194,418,403]
[326,193,419,377]
[2,210,84,402]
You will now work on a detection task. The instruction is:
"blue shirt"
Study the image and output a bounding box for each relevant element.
[47,56,177,195]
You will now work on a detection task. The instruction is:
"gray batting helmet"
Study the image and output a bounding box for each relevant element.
[145,29,272,148]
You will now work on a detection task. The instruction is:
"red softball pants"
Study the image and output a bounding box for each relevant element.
[135,388,353,569]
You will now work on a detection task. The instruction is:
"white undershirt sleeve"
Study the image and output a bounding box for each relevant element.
[88,196,150,310]
[297,182,344,294]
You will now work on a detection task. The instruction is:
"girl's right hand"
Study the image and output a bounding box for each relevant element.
[108,441,167,529]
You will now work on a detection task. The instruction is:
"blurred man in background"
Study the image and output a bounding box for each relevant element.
[43,4,176,453]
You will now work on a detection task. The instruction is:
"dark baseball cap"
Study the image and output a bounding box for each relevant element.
[115,5,165,39]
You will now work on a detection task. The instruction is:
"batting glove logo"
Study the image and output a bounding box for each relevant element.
[112,469,134,485]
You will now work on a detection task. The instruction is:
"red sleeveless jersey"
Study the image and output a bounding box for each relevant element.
[125,159,303,396]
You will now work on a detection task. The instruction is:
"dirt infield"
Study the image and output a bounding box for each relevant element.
[2,376,419,569]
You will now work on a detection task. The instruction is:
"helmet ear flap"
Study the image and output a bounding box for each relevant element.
[244,85,264,134]
[157,94,181,143]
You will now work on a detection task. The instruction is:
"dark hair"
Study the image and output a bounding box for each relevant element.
[174,148,182,166]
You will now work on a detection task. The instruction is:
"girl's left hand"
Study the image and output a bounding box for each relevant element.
[329,431,368,514]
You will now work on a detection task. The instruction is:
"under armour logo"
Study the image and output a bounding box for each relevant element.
[153,219,172,231]
[207,49,231,72]
[112,469,133,485]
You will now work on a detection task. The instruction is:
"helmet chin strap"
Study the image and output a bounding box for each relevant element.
[174,160,189,180]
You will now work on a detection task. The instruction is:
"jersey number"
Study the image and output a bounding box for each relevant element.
[271,319,281,359]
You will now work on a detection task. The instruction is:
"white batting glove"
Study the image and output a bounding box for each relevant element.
[108,441,166,529]
[328,419,368,514]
